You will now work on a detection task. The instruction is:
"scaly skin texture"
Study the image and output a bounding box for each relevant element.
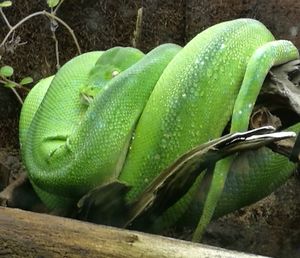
[119,19,278,196]
[21,45,181,209]
[20,19,299,234]
[120,19,298,198]
[117,19,299,240]
[149,124,300,233]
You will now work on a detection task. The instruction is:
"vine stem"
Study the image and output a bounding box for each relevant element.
[0,77,30,92]
[0,10,81,54]
[10,87,24,105]
[0,78,24,104]
[53,0,65,15]
[0,8,12,29]
[0,76,30,105]
[132,7,143,48]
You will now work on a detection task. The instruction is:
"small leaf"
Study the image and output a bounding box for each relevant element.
[0,1,12,7]
[0,65,14,77]
[4,81,17,88]
[20,77,33,85]
[47,0,59,7]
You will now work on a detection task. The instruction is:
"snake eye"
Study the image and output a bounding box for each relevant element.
[112,70,120,77]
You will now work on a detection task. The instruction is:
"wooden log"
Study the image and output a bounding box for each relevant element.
[0,207,265,257]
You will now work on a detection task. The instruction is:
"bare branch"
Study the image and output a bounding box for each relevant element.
[52,30,61,70]
[0,10,81,55]
[53,0,65,15]
[132,7,143,48]
[10,87,24,105]
[0,77,30,92]
[0,8,12,29]
[0,79,25,105]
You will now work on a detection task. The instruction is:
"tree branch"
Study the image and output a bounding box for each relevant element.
[0,10,81,55]
[0,207,259,258]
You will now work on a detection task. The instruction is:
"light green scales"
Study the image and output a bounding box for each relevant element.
[20,19,299,239]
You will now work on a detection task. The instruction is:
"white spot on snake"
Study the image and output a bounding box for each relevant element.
[112,70,119,77]
[220,43,225,49]
[248,103,252,108]
[238,110,243,115]
[182,93,187,98]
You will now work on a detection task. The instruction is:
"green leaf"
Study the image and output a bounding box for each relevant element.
[47,0,60,7]
[0,65,14,77]
[20,77,33,85]
[0,1,12,7]
[4,81,17,88]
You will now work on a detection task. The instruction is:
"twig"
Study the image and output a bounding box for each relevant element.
[0,10,81,54]
[132,7,143,48]
[52,30,60,70]
[0,4,78,104]
[0,8,12,29]
[53,0,65,15]
[48,10,61,70]
[49,0,64,70]
[0,173,27,206]
[0,78,28,105]
[43,11,81,55]
[0,78,30,92]
[0,5,80,104]
[10,87,24,105]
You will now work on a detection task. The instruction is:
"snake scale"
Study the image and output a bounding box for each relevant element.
[19,18,300,239]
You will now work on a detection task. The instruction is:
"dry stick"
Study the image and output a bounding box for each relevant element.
[48,15,61,70]
[0,8,12,29]
[132,7,143,48]
[10,87,23,104]
[0,9,81,104]
[53,0,65,15]
[0,173,27,206]
[52,30,61,70]
[0,10,81,54]
[0,77,30,105]
[0,77,30,92]
[50,2,63,70]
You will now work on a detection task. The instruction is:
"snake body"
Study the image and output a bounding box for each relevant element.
[20,19,299,232]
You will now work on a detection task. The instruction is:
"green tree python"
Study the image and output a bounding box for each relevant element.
[19,18,300,240]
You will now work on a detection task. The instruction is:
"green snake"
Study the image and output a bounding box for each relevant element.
[19,19,300,239]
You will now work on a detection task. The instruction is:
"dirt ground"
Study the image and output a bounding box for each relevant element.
[203,177,300,257]
[1,1,300,257]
